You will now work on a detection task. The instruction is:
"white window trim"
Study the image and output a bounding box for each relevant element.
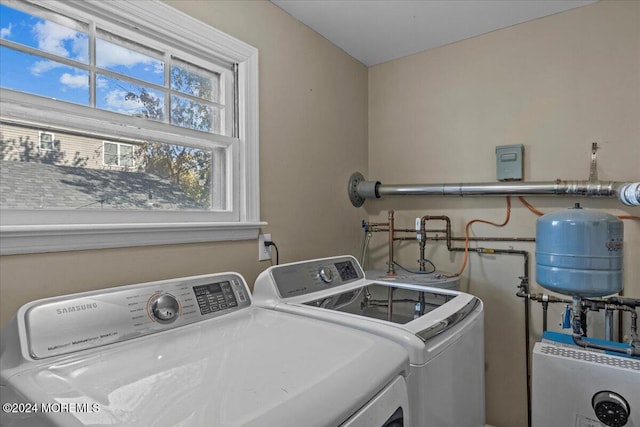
[0,0,263,255]
[38,131,55,151]
[103,141,134,167]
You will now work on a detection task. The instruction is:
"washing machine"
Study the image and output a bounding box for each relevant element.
[253,255,486,427]
[1,272,410,427]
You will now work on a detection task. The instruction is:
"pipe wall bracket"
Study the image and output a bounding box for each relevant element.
[348,172,379,207]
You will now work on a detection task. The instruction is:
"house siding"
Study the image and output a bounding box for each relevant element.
[0,123,141,171]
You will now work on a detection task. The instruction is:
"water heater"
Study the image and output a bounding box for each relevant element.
[535,204,624,297]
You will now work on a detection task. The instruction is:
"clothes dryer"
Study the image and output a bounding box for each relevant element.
[1,272,410,427]
[253,255,486,427]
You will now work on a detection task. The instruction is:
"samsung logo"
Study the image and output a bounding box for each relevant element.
[56,303,98,315]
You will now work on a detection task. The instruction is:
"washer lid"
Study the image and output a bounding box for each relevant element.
[3,308,408,427]
[253,256,483,365]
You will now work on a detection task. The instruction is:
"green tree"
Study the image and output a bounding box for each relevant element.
[135,141,211,208]
[122,66,218,207]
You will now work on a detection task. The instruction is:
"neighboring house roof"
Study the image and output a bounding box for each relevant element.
[0,160,206,210]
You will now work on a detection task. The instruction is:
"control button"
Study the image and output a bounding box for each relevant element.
[318,266,333,284]
[149,294,180,323]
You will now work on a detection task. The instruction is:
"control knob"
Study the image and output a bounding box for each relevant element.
[318,266,333,284]
[149,294,180,323]
[592,391,630,427]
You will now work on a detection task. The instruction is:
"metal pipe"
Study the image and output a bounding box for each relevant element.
[394,235,535,243]
[421,215,452,250]
[348,172,640,207]
[570,297,640,357]
[420,216,452,270]
[516,291,571,305]
[630,310,639,345]
[524,278,532,427]
[608,296,640,308]
[392,228,423,233]
[605,309,614,342]
[514,263,532,427]
[378,181,621,197]
[441,236,535,242]
[360,230,372,268]
[572,334,640,357]
[368,222,390,227]
[388,210,395,275]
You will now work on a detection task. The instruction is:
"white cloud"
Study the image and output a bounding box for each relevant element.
[71,34,89,63]
[33,20,77,57]
[32,19,87,62]
[30,59,62,76]
[96,76,107,89]
[103,89,143,113]
[1,23,12,39]
[28,20,88,76]
[96,38,162,71]
[60,73,88,89]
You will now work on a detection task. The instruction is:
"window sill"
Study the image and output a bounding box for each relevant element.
[0,221,266,255]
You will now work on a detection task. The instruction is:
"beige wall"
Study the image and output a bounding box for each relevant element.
[0,0,368,326]
[367,1,639,426]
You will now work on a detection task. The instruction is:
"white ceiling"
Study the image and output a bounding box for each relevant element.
[271,0,598,66]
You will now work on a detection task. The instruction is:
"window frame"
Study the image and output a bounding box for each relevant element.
[102,141,134,168]
[0,0,262,255]
[38,131,55,151]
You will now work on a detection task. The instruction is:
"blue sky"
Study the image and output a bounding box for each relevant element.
[0,3,164,114]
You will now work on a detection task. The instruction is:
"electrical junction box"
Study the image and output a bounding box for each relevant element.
[496,144,524,181]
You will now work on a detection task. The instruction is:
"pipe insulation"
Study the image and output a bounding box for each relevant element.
[348,172,640,207]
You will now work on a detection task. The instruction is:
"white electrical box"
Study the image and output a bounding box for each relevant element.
[496,144,524,181]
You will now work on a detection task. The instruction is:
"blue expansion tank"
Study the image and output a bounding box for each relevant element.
[535,203,623,297]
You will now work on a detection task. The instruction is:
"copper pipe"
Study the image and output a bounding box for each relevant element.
[421,215,452,250]
[388,235,534,242]
[439,236,535,242]
[368,222,390,227]
[363,215,535,273]
[417,215,452,270]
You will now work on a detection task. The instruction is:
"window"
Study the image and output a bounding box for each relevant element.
[103,142,134,168]
[0,0,261,254]
[38,131,55,150]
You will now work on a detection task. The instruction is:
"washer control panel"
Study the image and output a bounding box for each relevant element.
[21,273,250,360]
[193,280,241,315]
[270,256,364,298]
